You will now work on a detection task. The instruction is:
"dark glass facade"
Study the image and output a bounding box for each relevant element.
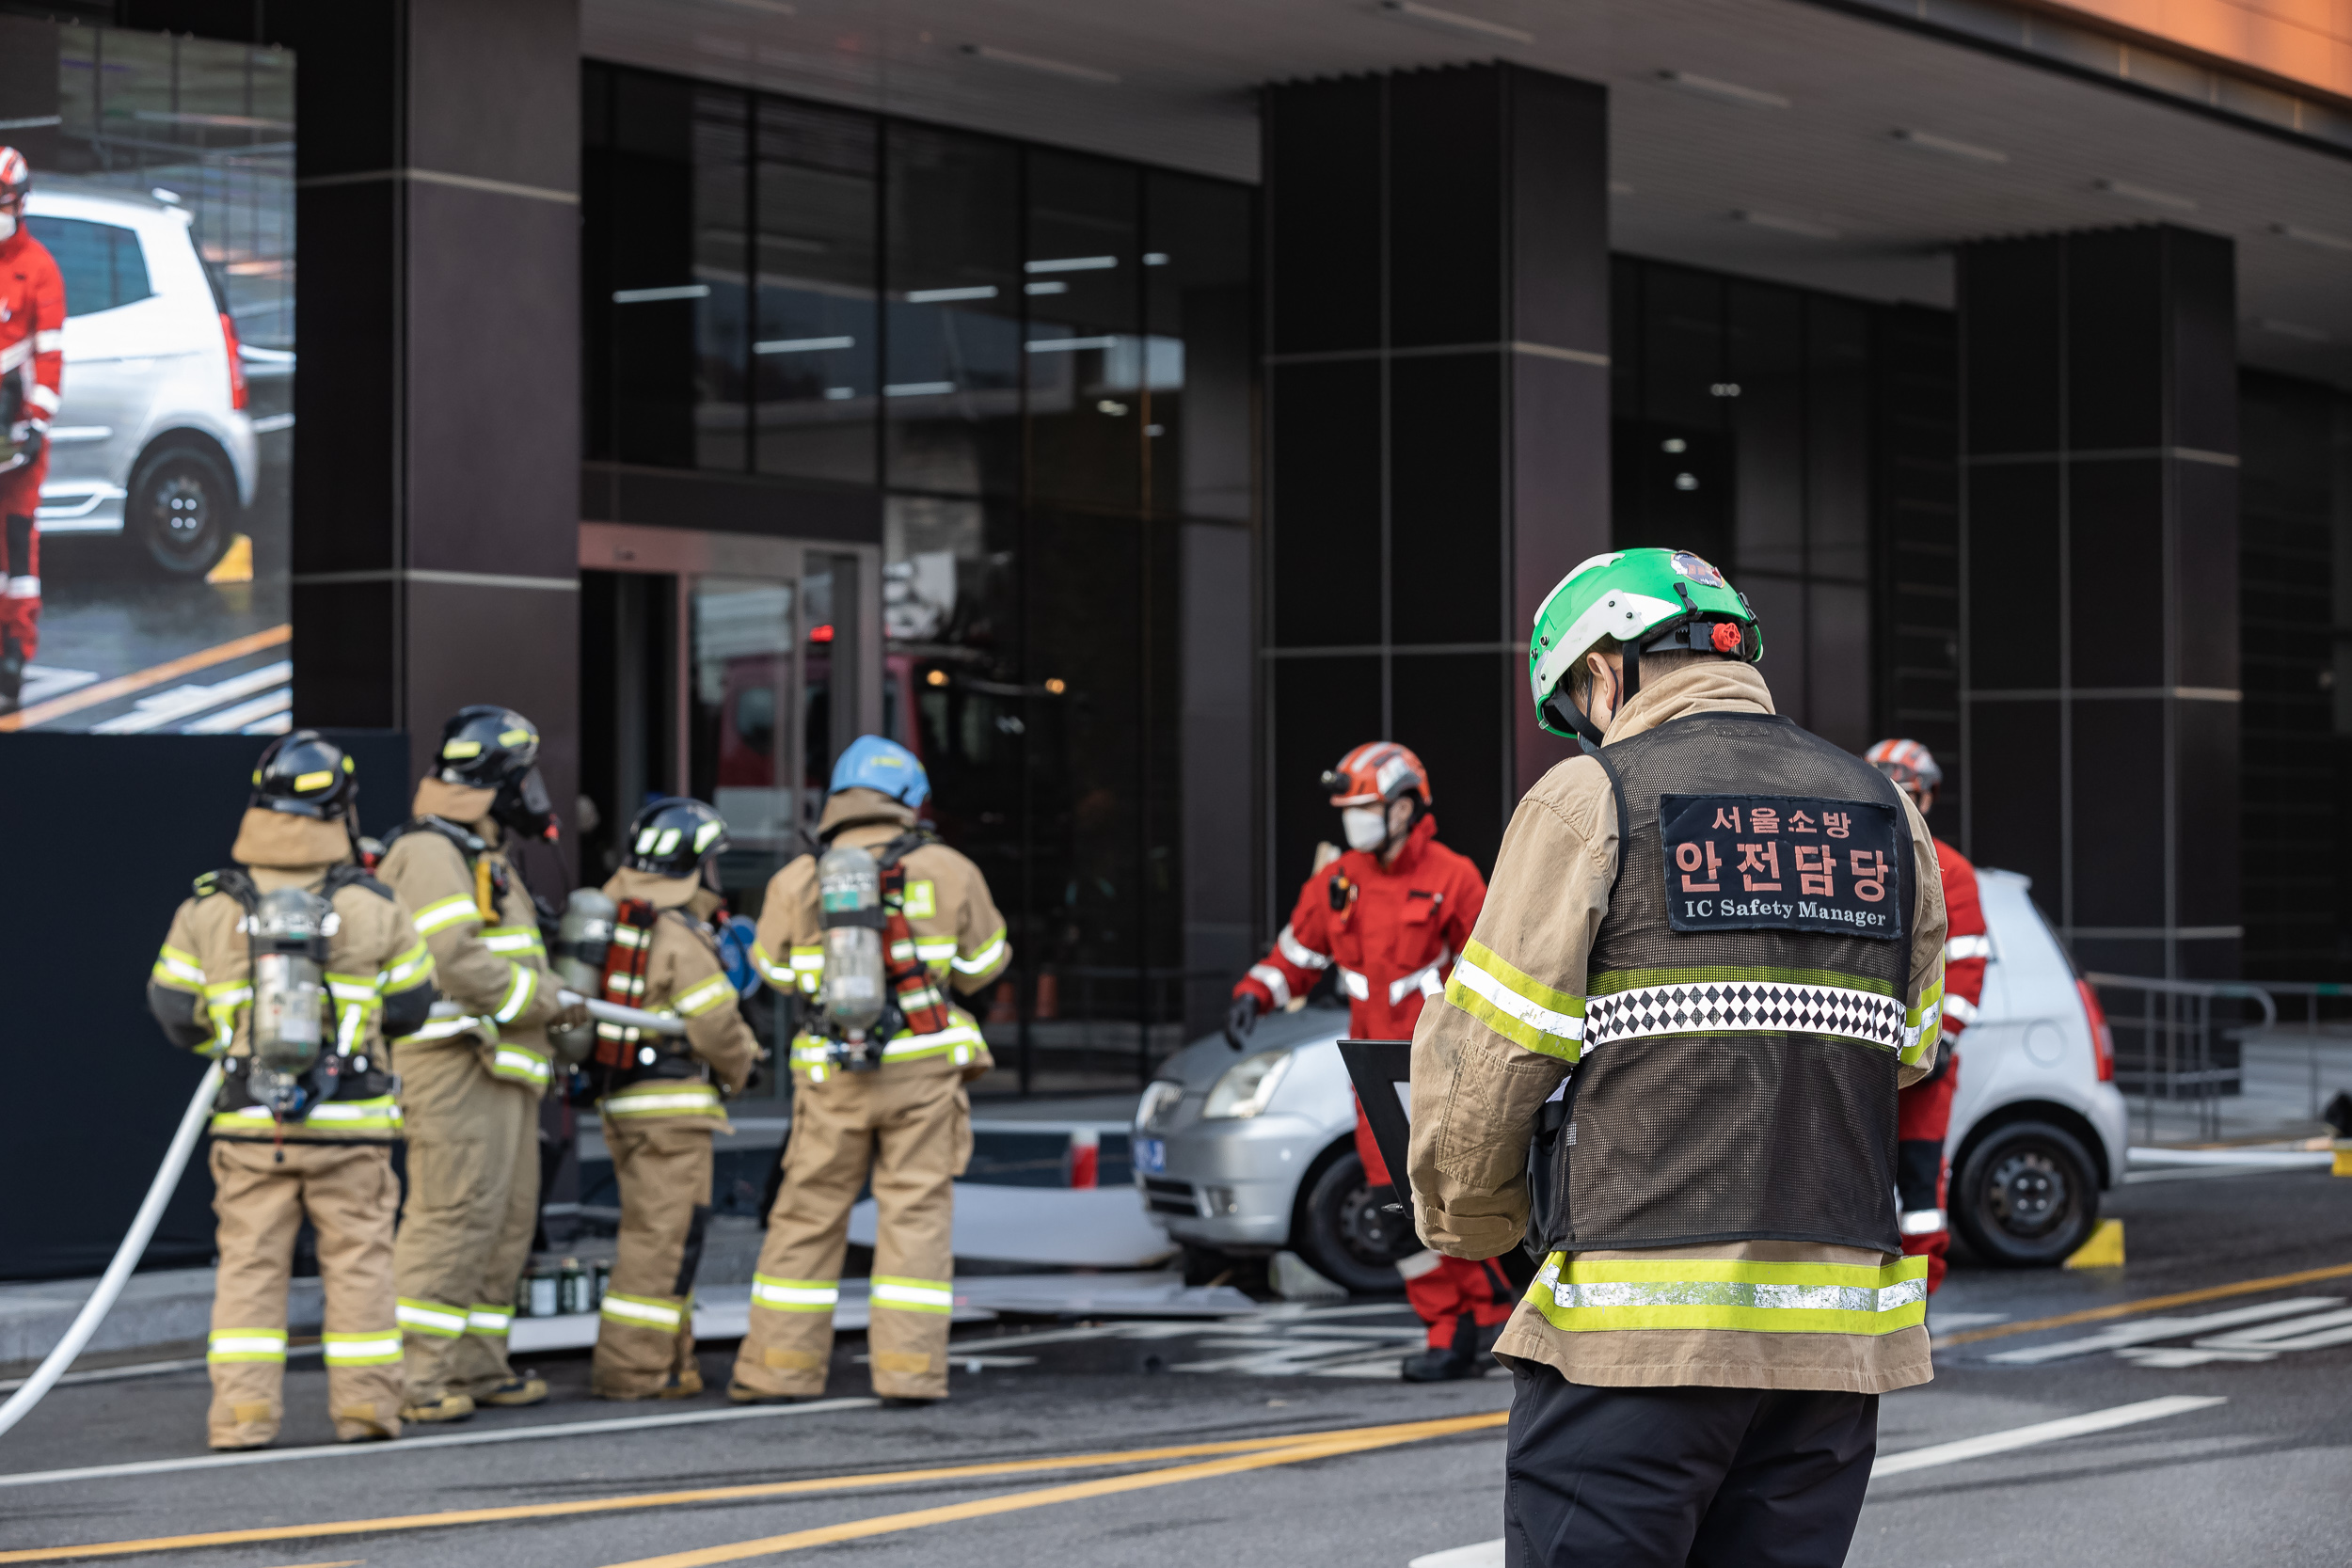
[581,62,1255,1094]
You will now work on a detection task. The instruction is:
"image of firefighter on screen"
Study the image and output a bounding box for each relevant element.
[0,19,293,733]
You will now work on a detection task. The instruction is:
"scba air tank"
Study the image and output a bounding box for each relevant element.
[548,887,617,1065]
[818,843,886,1041]
[247,887,333,1113]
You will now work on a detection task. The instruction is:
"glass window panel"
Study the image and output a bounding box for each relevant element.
[1807,295,1872,582]
[883,125,1021,496]
[1806,581,1872,752]
[691,88,750,472]
[1729,281,1804,578]
[602,70,697,468]
[753,99,878,484]
[1143,171,1252,520]
[689,575,797,863]
[1642,264,1727,433]
[1025,150,1141,512]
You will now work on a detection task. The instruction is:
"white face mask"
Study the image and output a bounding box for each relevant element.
[0,211,14,242]
[1342,805,1391,853]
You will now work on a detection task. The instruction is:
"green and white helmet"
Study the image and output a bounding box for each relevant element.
[1527,547,1762,742]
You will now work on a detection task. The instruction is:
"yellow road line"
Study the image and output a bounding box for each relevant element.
[0,1421,1497,1564]
[1939,1260,2352,1347]
[0,623,291,733]
[605,1412,1509,1568]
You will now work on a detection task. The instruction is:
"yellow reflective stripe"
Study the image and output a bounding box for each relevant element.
[321,1331,404,1366]
[492,961,540,1024]
[950,927,1008,975]
[752,942,795,987]
[467,1306,515,1337]
[674,974,737,1018]
[1522,1253,1929,1336]
[870,1275,955,1313]
[750,1275,839,1312]
[878,1023,985,1062]
[1445,942,1585,1063]
[397,1298,469,1338]
[789,946,824,969]
[210,1097,403,1135]
[481,925,547,956]
[1901,958,1947,1068]
[378,941,434,989]
[600,1085,723,1117]
[325,974,382,1006]
[397,1011,484,1043]
[207,1328,287,1363]
[411,895,482,935]
[489,1045,552,1087]
[600,1292,685,1330]
[612,924,650,949]
[152,946,206,988]
[900,879,936,919]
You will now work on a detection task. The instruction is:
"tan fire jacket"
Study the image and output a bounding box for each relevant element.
[596,867,762,1133]
[375,778,565,1094]
[149,810,437,1143]
[1407,660,1947,1393]
[754,787,1009,1085]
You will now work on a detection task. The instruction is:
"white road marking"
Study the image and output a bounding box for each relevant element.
[1869,1395,2226,1478]
[0,1347,319,1393]
[0,1396,880,1489]
[183,686,290,733]
[2119,1306,2352,1368]
[1410,1542,1502,1568]
[89,659,291,734]
[1984,1297,2342,1364]
[1928,1311,2010,1335]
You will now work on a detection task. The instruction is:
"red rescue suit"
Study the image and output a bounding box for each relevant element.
[1897,838,1986,1291]
[1233,815,1504,1346]
[0,221,63,663]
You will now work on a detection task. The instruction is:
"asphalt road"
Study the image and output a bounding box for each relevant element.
[1,1165,2344,1568]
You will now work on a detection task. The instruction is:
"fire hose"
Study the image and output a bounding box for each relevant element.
[0,1061,223,1440]
[0,993,685,1438]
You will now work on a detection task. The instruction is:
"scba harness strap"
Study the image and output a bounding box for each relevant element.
[582,897,705,1097]
[384,815,512,918]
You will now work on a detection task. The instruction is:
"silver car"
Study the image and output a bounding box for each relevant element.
[1134,865,2128,1290]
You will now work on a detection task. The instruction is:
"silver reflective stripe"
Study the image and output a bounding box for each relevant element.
[1276,924,1330,971]
[1945,933,1994,962]
[1942,994,1979,1024]
[1247,964,1292,1008]
[1387,952,1449,1006]
[1337,967,1370,1002]
[1549,1277,1929,1314]
[1899,1209,1947,1236]
[1583,979,1903,1051]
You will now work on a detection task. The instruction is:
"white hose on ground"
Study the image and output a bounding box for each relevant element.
[0,1061,224,1440]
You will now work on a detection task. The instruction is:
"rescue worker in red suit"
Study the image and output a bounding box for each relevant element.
[1225,742,1501,1380]
[0,147,61,713]
[1866,737,1987,1292]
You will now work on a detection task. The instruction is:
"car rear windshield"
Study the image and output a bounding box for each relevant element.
[24,216,156,317]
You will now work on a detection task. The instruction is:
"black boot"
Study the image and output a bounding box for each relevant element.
[0,631,23,713]
[1400,1312,1481,1382]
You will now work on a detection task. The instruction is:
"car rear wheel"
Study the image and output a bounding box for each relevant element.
[1952,1119,2100,1267]
[1294,1148,1416,1294]
[130,444,234,577]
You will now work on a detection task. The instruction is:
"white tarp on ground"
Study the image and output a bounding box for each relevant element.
[848,1183,1179,1267]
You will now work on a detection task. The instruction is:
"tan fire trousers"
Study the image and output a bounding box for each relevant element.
[207,1140,403,1449]
[592,1117,713,1398]
[391,1043,540,1401]
[733,1069,971,1401]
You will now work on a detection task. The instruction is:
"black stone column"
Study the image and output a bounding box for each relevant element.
[1261,63,1609,908]
[1958,224,2239,979]
[291,0,581,858]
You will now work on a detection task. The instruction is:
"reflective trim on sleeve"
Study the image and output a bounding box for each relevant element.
[411,895,482,935]
[28,379,61,410]
[1394,1250,1443,1281]
[1387,952,1449,1007]
[397,1299,469,1338]
[207,1328,288,1364]
[322,1331,404,1366]
[1899,1209,1947,1236]
[914,938,959,964]
[152,945,206,989]
[1337,967,1370,1002]
[481,925,548,957]
[467,1305,515,1338]
[869,1275,955,1314]
[1524,1253,1929,1336]
[1941,993,1978,1025]
[491,961,540,1024]
[397,1009,486,1044]
[1444,940,1586,1062]
[751,1275,840,1313]
[951,927,1008,975]
[1246,964,1292,1009]
[674,974,737,1018]
[32,330,63,355]
[378,941,434,989]
[1944,933,1994,962]
[1276,923,1330,971]
[488,1045,552,1089]
[600,1292,685,1331]
[326,974,383,1007]
[752,942,794,987]
[1900,961,1947,1068]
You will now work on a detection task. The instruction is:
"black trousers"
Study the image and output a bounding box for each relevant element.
[1504,1366,1877,1568]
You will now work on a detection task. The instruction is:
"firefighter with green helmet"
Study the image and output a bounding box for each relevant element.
[1406,547,1949,1564]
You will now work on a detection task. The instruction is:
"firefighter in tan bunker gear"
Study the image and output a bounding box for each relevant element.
[1410,550,1947,1565]
[589,797,763,1400]
[146,733,437,1449]
[379,707,580,1421]
[731,736,1009,1405]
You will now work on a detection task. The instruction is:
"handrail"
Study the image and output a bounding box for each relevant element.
[2083,972,2278,1027]
[2084,974,2277,1143]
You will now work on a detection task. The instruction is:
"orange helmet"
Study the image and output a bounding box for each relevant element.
[1321,741,1431,808]
[1865,737,1943,794]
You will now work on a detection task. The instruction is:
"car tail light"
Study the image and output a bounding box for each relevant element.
[2077,979,2115,1082]
[218,311,248,411]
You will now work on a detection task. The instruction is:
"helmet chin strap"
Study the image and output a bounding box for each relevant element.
[1545,640,1644,753]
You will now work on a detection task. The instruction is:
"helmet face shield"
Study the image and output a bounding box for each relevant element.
[492,765,559,842]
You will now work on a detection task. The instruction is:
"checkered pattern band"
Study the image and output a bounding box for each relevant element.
[1584,979,1905,1052]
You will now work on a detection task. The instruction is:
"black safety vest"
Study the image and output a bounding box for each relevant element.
[1542,712,1917,1256]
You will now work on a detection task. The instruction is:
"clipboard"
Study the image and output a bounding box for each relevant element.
[1337,1037,1413,1206]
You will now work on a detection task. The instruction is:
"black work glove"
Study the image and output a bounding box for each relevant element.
[11,425,42,468]
[1224,993,1260,1051]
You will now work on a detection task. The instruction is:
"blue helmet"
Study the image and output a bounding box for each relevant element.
[828,735,930,809]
